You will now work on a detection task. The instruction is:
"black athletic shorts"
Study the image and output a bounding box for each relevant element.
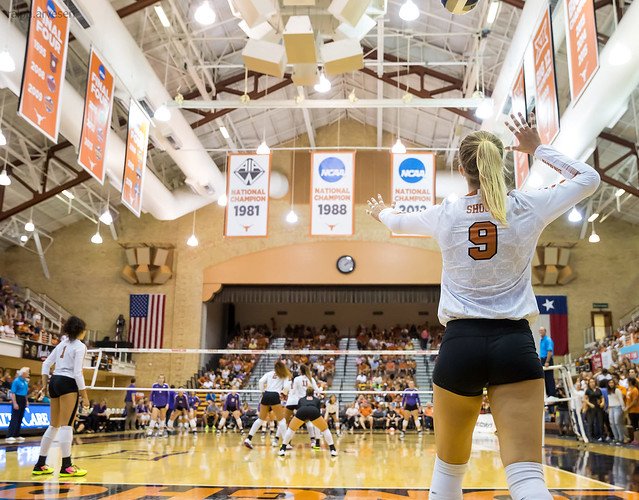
[261,391,281,407]
[432,318,544,397]
[49,375,78,398]
[154,404,167,410]
[404,404,418,412]
[286,404,299,411]
[175,405,187,412]
[296,406,321,422]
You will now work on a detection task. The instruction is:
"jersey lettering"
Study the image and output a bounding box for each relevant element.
[60,346,67,359]
[468,221,498,260]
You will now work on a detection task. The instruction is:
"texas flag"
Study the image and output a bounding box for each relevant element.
[535,295,569,355]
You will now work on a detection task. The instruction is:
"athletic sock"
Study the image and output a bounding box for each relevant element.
[190,419,197,429]
[322,429,334,446]
[236,418,243,430]
[403,420,409,431]
[219,417,227,429]
[283,428,295,445]
[429,456,467,500]
[58,426,74,469]
[38,426,59,460]
[35,455,48,468]
[167,420,174,429]
[505,462,552,500]
[277,419,287,439]
[248,418,263,439]
[148,419,157,430]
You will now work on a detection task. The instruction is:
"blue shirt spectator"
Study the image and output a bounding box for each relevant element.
[539,333,554,361]
[10,376,29,397]
[124,381,136,403]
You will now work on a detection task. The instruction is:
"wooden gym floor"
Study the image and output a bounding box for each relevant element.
[1,431,638,499]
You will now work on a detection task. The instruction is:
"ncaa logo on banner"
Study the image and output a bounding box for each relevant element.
[47,0,57,17]
[98,64,106,80]
[234,158,265,186]
[319,157,346,183]
[398,158,426,184]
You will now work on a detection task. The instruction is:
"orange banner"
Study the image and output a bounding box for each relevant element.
[77,48,114,185]
[532,8,560,145]
[17,0,70,143]
[511,67,530,189]
[121,101,150,217]
[565,0,599,102]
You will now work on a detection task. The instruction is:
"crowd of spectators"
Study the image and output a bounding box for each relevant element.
[0,280,57,346]
[282,324,339,387]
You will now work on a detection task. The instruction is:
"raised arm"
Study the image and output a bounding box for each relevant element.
[366,195,441,237]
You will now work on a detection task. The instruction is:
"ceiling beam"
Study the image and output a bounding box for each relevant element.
[593,147,639,198]
[117,0,159,19]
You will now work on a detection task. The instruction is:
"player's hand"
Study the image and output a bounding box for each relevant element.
[505,112,542,156]
[366,194,396,222]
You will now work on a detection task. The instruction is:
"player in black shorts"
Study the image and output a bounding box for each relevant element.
[167,387,190,433]
[278,387,337,457]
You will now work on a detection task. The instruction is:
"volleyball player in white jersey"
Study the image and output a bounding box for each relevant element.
[243,360,291,449]
[285,365,322,448]
[32,317,90,477]
[368,113,600,500]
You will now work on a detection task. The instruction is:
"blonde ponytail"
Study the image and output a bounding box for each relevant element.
[458,131,508,226]
[476,140,508,226]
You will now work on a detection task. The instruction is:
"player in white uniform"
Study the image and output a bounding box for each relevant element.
[368,113,600,500]
[285,365,322,449]
[32,317,90,477]
[243,360,291,449]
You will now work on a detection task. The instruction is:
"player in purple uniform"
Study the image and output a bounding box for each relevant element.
[400,381,422,436]
[167,387,190,433]
[187,393,200,434]
[219,390,243,433]
[147,375,170,437]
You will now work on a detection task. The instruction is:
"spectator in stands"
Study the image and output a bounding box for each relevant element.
[606,378,626,444]
[385,404,400,432]
[584,378,604,441]
[124,378,137,431]
[204,400,220,432]
[372,403,386,429]
[136,399,151,429]
[626,378,639,446]
[5,367,30,443]
[359,400,374,433]
[555,386,571,437]
[423,402,434,433]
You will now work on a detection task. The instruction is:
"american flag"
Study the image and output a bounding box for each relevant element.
[129,294,166,349]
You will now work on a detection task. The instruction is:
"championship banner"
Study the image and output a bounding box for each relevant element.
[511,67,530,189]
[121,100,150,217]
[565,0,598,103]
[390,153,436,237]
[532,8,560,145]
[224,154,271,237]
[310,152,355,236]
[17,0,70,143]
[77,48,114,184]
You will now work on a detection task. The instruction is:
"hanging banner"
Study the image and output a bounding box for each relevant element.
[310,152,355,236]
[121,100,150,217]
[17,0,70,143]
[225,154,271,237]
[565,0,599,103]
[511,67,530,189]
[532,8,560,145]
[77,48,114,185]
[390,153,436,237]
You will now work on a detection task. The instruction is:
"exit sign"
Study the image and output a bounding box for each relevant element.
[592,303,609,309]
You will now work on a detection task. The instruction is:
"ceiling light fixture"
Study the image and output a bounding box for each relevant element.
[486,0,500,25]
[588,212,599,223]
[219,126,230,139]
[99,208,113,225]
[256,140,270,155]
[286,209,298,224]
[399,0,420,21]
[475,99,494,120]
[0,49,15,73]
[568,207,582,222]
[24,220,35,232]
[0,129,6,146]
[217,193,228,207]
[615,188,625,197]
[187,210,199,247]
[154,104,171,122]
[391,138,406,154]
[91,224,103,244]
[153,5,171,27]
[194,1,216,26]
[62,189,75,200]
[0,168,9,186]
[314,71,331,93]
[20,235,28,243]
[588,224,600,243]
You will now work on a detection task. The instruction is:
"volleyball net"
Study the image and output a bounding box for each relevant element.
[85,346,588,441]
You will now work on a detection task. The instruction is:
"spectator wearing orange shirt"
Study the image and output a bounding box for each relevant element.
[626,377,639,445]
[359,401,373,433]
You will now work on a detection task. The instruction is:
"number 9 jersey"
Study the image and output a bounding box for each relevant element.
[379,145,600,326]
